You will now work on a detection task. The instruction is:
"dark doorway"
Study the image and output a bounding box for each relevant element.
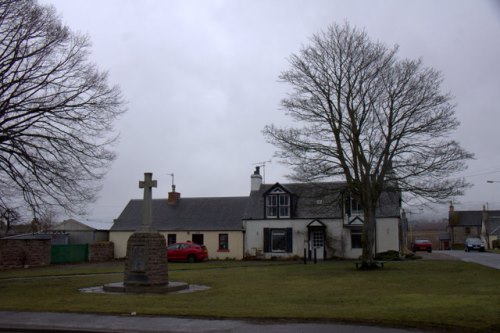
[192,234,204,245]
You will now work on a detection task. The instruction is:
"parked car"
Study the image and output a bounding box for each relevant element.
[464,238,485,252]
[412,239,433,253]
[167,242,208,262]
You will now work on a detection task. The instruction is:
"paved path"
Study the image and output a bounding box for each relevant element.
[418,250,500,269]
[0,311,431,333]
[433,250,500,269]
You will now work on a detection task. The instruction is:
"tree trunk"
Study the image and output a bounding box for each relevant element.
[361,203,378,269]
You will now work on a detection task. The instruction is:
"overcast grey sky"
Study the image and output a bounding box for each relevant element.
[41,0,500,221]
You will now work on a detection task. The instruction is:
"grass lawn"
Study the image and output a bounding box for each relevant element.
[0,260,499,332]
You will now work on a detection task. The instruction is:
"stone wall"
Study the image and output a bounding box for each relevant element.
[124,232,168,286]
[0,239,51,270]
[89,241,114,262]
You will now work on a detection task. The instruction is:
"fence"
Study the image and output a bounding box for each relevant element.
[51,244,88,264]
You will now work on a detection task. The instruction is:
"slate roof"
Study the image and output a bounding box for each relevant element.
[485,212,500,236]
[450,211,482,226]
[487,219,500,236]
[111,197,248,232]
[3,233,52,240]
[450,210,500,233]
[54,219,113,231]
[243,182,401,220]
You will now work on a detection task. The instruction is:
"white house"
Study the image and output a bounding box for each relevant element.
[109,188,248,260]
[243,168,402,259]
[110,168,403,260]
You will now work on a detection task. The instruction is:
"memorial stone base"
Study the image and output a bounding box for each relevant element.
[124,232,168,286]
[103,232,188,294]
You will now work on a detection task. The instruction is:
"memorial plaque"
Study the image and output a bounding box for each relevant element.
[129,245,145,272]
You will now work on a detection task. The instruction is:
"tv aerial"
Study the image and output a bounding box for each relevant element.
[252,160,271,183]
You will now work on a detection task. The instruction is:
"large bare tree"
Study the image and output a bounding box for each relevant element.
[264,23,473,268]
[0,0,125,216]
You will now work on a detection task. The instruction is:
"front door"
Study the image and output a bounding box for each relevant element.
[311,230,325,260]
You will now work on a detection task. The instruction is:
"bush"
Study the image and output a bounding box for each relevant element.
[375,250,402,261]
[404,253,422,260]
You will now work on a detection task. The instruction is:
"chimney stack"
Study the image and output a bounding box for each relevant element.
[251,166,262,191]
[168,185,180,205]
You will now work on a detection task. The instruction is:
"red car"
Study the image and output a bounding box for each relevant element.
[412,239,432,253]
[167,242,208,263]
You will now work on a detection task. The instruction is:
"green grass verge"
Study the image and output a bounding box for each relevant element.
[0,260,499,332]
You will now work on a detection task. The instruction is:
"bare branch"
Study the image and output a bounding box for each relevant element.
[0,0,126,217]
[264,22,473,264]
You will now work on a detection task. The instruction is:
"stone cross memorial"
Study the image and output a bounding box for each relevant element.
[122,172,168,292]
[103,172,188,293]
[139,172,157,232]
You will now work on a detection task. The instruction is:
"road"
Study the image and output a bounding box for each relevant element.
[431,250,500,269]
[0,311,431,333]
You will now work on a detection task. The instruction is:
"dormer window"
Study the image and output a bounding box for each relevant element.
[350,197,363,215]
[266,188,290,218]
[345,194,363,216]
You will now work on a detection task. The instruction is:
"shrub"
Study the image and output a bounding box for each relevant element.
[375,250,402,261]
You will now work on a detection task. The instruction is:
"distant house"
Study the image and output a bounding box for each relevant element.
[243,168,403,259]
[448,204,500,249]
[51,219,112,244]
[110,191,248,260]
[111,168,404,260]
[481,210,500,249]
[448,205,482,246]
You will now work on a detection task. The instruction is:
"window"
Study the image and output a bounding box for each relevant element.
[312,230,324,248]
[346,194,363,216]
[263,228,293,253]
[167,234,176,245]
[266,188,290,218]
[351,229,362,249]
[218,233,229,250]
[271,229,287,252]
[350,198,363,215]
[192,234,204,245]
[167,243,179,250]
[279,194,290,217]
[266,195,277,217]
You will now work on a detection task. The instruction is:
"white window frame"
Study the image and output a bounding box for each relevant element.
[350,197,363,215]
[266,188,290,218]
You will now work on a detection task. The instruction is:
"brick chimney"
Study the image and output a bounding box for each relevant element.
[251,166,262,191]
[168,185,180,205]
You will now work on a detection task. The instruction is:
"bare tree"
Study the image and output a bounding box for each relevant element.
[0,205,20,236]
[264,23,473,268]
[0,0,125,216]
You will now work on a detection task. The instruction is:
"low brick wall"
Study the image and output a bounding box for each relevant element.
[89,241,114,262]
[0,239,51,270]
